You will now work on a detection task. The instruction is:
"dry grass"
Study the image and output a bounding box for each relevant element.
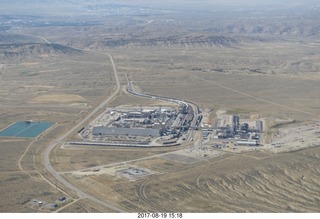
[45,41,320,213]
[59,147,320,212]
[30,94,85,103]
[1,25,320,212]
[52,146,179,172]
[0,140,66,212]
[42,42,320,212]
[113,43,320,121]
[0,49,117,212]
[59,199,116,213]
[109,149,320,212]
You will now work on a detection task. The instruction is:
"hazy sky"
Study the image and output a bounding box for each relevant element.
[189,0,319,6]
[0,0,318,16]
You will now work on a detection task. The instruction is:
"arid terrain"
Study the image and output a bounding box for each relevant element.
[0,0,320,213]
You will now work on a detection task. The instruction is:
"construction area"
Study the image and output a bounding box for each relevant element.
[198,111,264,148]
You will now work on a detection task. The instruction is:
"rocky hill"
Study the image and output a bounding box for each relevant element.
[0,43,82,61]
[102,35,240,48]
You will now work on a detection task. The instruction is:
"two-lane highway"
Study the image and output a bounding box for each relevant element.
[11,33,126,212]
[43,53,126,212]
[24,32,199,212]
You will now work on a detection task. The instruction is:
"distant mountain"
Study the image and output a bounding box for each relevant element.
[0,33,41,44]
[102,35,241,48]
[63,34,242,49]
[204,23,320,38]
[0,43,82,61]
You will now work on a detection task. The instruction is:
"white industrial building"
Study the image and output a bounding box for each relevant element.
[92,126,161,137]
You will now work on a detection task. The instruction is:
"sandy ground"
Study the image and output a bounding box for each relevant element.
[265,121,320,153]
[30,94,85,103]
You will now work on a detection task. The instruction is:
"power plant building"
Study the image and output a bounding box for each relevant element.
[236,140,259,146]
[92,126,161,137]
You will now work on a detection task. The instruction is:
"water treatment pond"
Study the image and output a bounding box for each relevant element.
[0,121,54,138]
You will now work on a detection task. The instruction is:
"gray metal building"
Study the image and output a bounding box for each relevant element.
[93,126,160,137]
[236,140,259,146]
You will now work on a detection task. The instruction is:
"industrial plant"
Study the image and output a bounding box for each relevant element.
[76,75,263,149]
[78,105,195,147]
[210,114,263,146]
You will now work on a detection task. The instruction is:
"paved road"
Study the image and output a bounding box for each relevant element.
[43,53,126,212]
[14,32,199,212]
[15,32,126,212]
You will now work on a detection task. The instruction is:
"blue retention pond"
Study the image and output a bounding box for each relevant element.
[0,121,54,138]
